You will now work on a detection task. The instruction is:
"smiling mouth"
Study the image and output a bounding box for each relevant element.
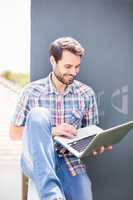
[65,74,74,79]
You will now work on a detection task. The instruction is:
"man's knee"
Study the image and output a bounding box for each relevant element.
[27,107,51,127]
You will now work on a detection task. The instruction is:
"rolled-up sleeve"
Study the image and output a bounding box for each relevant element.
[11,88,30,126]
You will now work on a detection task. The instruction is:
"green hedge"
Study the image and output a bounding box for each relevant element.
[0,70,29,86]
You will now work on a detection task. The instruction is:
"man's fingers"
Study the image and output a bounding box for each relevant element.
[63,125,77,136]
[92,146,105,156]
[99,146,105,154]
[92,150,98,156]
[92,145,113,156]
[62,131,76,139]
[107,145,113,150]
[52,123,77,138]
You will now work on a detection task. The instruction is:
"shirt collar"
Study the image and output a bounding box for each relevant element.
[48,72,76,95]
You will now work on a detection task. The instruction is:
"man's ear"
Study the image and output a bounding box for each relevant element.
[50,56,56,68]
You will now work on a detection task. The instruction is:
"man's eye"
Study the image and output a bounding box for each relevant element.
[65,65,71,69]
[75,65,80,69]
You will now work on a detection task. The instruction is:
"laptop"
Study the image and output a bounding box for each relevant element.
[54,121,133,158]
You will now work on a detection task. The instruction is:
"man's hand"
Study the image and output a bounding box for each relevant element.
[92,145,112,156]
[52,123,77,139]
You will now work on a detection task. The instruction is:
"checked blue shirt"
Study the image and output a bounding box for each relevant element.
[12,73,99,176]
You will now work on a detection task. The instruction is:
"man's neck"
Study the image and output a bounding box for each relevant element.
[51,72,67,94]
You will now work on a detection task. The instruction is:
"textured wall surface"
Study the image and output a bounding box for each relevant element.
[31,1,133,199]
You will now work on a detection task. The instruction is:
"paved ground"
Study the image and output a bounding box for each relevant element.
[0,77,22,200]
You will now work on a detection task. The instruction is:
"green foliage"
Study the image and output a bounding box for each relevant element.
[0,70,30,86]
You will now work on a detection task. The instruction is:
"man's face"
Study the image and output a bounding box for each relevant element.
[52,50,81,85]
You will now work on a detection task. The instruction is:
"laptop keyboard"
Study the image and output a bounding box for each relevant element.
[68,135,96,152]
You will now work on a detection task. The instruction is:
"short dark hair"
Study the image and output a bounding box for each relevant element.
[49,37,85,63]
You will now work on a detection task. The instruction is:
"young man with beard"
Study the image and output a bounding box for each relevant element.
[10,37,112,200]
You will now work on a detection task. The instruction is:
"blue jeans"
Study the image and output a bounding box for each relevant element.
[21,107,93,200]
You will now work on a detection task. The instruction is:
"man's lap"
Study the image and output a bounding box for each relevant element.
[56,156,92,200]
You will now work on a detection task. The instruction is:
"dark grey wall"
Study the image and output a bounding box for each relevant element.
[31,0,133,199]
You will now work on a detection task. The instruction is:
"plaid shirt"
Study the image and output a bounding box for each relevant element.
[12,73,99,176]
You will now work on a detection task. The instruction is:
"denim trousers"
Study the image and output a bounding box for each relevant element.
[21,107,93,200]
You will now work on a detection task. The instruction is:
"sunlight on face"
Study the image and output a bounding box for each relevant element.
[53,50,81,85]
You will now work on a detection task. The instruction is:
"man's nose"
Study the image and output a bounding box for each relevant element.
[70,69,78,76]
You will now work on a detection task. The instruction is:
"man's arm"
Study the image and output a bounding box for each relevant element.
[9,86,30,140]
[9,124,24,140]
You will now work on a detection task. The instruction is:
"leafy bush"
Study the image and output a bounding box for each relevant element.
[0,70,30,86]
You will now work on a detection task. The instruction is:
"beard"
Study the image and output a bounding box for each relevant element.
[53,70,75,85]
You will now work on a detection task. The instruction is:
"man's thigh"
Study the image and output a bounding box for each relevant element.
[56,157,93,200]
[63,172,93,200]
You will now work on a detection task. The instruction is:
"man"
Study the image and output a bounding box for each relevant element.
[10,37,112,200]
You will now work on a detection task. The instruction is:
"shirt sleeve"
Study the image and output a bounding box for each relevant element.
[11,87,31,126]
[81,89,99,127]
